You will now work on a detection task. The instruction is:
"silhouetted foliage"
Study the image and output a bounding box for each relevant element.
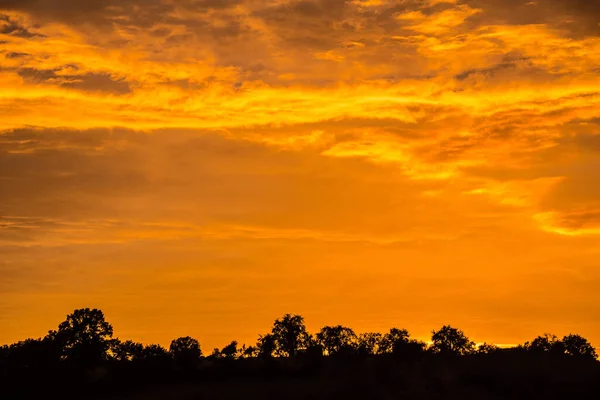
[392,338,427,362]
[111,339,144,362]
[477,342,500,355]
[270,314,309,357]
[139,344,171,366]
[220,341,238,359]
[7,338,60,370]
[239,344,258,358]
[257,333,276,359]
[524,333,565,356]
[430,325,475,355]
[357,332,382,356]
[563,334,597,359]
[54,308,114,366]
[380,328,410,354]
[316,325,357,356]
[210,347,222,359]
[1,308,599,400]
[304,335,324,358]
[170,336,201,369]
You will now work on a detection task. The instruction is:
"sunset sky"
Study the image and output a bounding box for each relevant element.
[1,0,600,350]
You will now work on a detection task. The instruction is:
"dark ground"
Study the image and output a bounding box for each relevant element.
[6,352,599,400]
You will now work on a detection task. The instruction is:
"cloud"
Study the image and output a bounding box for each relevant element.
[534,210,600,236]
[17,67,131,94]
[0,13,43,38]
[460,0,600,38]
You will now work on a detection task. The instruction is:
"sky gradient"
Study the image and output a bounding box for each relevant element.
[1,0,600,349]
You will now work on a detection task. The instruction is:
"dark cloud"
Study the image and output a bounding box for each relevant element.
[460,0,600,38]
[551,210,600,231]
[4,51,30,58]
[0,13,43,38]
[0,0,166,27]
[17,67,131,94]
[0,0,240,30]
[2,0,599,42]
[455,54,533,81]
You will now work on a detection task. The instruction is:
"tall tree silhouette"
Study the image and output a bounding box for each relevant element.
[316,325,357,356]
[271,314,309,357]
[169,337,201,369]
[54,308,114,366]
[430,325,475,355]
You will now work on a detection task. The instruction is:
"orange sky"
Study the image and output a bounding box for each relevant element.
[1,0,600,351]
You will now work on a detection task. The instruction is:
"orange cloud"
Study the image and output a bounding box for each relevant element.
[1,0,600,350]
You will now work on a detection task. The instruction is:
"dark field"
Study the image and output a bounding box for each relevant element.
[5,353,600,400]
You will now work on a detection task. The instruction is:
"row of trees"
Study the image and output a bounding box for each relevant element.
[1,308,597,372]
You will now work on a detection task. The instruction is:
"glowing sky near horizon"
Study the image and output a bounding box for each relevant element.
[1,0,600,350]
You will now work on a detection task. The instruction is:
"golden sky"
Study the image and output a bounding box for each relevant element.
[1,0,600,350]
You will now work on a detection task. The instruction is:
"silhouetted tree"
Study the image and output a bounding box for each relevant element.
[6,338,61,371]
[169,336,201,369]
[476,342,499,355]
[271,314,309,357]
[239,344,258,358]
[380,328,410,354]
[393,338,427,362]
[304,334,324,358]
[111,340,144,362]
[524,333,564,356]
[316,325,357,356]
[220,341,238,359]
[562,334,597,359]
[431,325,475,355]
[257,333,276,358]
[210,348,222,360]
[54,308,114,366]
[139,344,171,366]
[357,332,382,356]
[5,306,600,400]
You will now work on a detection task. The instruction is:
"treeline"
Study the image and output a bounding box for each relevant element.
[2,308,597,368]
[1,308,599,399]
